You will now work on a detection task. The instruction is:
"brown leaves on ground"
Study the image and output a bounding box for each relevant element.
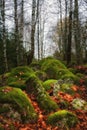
[17,84,87,130]
[0,84,87,130]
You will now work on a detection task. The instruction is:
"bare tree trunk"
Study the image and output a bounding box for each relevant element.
[18,0,24,65]
[74,0,81,64]
[2,0,8,72]
[67,0,72,65]
[59,0,63,52]
[63,0,68,60]
[36,0,40,60]
[27,0,36,65]
[14,0,19,66]
[40,14,45,59]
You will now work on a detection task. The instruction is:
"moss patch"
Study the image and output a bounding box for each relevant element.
[35,70,48,81]
[72,98,87,111]
[39,58,79,83]
[0,86,37,123]
[43,79,57,91]
[47,110,78,128]
[8,80,26,90]
[6,66,35,90]
[53,79,74,96]
[26,74,58,113]
[7,66,34,83]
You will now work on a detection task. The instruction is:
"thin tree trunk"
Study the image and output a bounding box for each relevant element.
[74,0,81,64]
[2,0,8,71]
[14,0,19,66]
[27,0,36,65]
[19,0,24,65]
[63,0,68,60]
[37,0,40,60]
[66,0,72,65]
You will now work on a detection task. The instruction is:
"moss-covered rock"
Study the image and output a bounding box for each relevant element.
[47,110,78,128]
[72,98,87,111]
[41,57,66,70]
[26,74,58,113]
[61,73,79,84]
[0,86,37,123]
[43,79,57,91]
[7,66,34,83]
[35,70,48,81]
[8,80,26,90]
[40,58,79,83]
[53,79,74,96]
[6,66,35,90]
[40,58,66,79]
[30,60,41,71]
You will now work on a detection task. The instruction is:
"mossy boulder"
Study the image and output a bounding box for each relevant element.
[35,70,48,81]
[7,66,34,90]
[8,80,26,90]
[53,79,74,96]
[43,79,57,91]
[26,74,58,113]
[30,60,41,71]
[0,86,37,123]
[47,110,78,128]
[41,57,66,70]
[41,58,66,79]
[40,58,79,83]
[72,98,87,111]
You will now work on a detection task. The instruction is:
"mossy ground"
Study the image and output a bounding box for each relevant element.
[0,86,37,123]
[1,58,86,129]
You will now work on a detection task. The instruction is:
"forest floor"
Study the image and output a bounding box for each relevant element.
[19,85,87,130]
[0,65,87,130]
[1,84,87,130]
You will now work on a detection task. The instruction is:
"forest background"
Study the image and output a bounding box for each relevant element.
[0,0,87,74]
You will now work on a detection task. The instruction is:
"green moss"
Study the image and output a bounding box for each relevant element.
[76,73,84,78]
[61,73,79,84]
[43,79,57,91]
[41,58,66,70]
[0,86,37,123]
[26,75,58,113]
[68,68,77,74]
[40,58,79,83]
[30,60,41,71]
[53,79,75,96]
[72,98,87,111]
[47,110,78,128]
[7,66,34,85]
[35,70,48,81]
[40,58,66,79]
[8,80,26,90]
